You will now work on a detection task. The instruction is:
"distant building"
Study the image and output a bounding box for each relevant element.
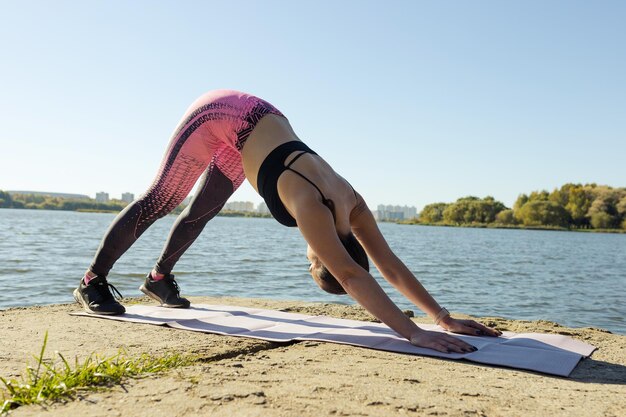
[7,190,90,200]
[256,202,269,214]
[95,192,110,203]
[375,204,418,221]
[121,192,134,203]
[223,201,254,212]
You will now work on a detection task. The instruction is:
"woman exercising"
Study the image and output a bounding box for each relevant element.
[74,90,501,354]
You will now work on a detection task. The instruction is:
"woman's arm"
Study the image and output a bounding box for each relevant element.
[292,196,479,352]
[350,198,501,337]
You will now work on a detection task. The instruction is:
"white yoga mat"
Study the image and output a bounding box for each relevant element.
[71,304,596,377]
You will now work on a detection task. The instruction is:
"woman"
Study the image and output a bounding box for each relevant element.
[74,90,501,354]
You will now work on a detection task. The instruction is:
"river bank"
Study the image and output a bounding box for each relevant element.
[1,206,272,218]
[1,296,624,416]
[399,220,626,234]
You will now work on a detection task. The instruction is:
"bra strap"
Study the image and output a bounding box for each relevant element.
[284,151,328,200]
[286,168,328,201]
[285,151,308,169]
[284,150,336,221]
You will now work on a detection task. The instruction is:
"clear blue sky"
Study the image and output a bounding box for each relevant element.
[1,1,625,210]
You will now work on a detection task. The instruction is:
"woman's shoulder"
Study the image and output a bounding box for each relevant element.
[349,192,370,223]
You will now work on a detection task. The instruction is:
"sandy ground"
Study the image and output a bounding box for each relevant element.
[1,296,624,417]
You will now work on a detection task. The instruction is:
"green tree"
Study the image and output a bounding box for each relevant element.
[419,203,449,223]
[441,196,507,224]
[565,186,592,227]
[516,200,570,227]
[480,197,507,222]
[512,193,529,222]
[549,183,584,207]
[528,190,550,202]
[586,190,623,229]
[496,209,517,225]
[590,212,618,229]
[0,190,14,208]
[617,195,626,217]
[513,194,529,212]
[442,203,465,224]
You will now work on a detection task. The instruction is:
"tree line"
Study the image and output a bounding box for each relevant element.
[417,183,626,231]
[0,191,190,214]
[0,191,270,218]
[4,184,625,230]
[0,191,129,212]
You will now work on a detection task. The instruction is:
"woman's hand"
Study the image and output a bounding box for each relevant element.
[409,329,477,354]
[441,317,502,337]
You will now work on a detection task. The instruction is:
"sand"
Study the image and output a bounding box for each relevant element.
[1,296,624,417]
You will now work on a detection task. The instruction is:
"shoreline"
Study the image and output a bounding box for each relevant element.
[397,220,626,234]
[4,207,626,233]
[0,206,272,218]
[1,296,624,416]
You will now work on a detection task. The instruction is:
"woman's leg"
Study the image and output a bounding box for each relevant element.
[75,105,218,315]
[88,154,209,278]
[137,147,244,308]
[154,146,245,275]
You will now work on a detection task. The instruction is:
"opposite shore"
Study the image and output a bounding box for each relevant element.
[1,296,624,416]
[2,206,625,235]
[3,182,626,233]
[401,219,626,234]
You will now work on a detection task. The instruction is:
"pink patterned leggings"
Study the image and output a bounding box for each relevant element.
[90,90,283,276]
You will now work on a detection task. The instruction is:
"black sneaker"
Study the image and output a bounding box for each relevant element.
[73,276,126,315]
[139,273,190,308]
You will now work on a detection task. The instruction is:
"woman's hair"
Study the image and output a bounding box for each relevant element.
[311,233,369,295]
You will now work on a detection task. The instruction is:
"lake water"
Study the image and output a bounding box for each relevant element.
[1,208,624,334]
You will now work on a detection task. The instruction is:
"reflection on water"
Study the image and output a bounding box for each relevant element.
[1,209,624,334]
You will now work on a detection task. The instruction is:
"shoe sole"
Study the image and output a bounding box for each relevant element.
[73,288,125,315]
[139,284,190,309]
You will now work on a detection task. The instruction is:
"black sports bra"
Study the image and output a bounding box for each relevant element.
[257,141,342,227]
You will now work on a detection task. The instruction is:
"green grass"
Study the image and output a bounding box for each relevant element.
[1,332,192,413]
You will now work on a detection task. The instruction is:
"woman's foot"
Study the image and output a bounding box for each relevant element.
[139,273,190,308]
[73,276,126,315]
